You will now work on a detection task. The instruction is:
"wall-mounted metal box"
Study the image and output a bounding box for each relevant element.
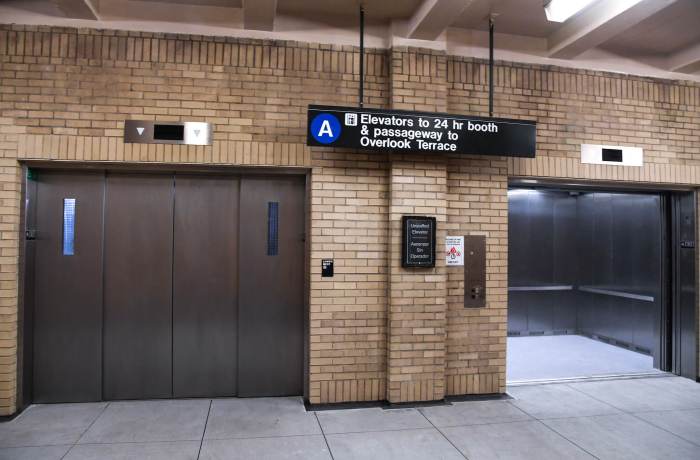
[464,235,486,308]
[124,120,212,146]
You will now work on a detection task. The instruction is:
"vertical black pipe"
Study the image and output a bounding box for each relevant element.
[489,17,494,117]
[359,5,365,108]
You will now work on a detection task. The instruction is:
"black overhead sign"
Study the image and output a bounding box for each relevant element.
[307,105,536,158]
[402,216,436,268]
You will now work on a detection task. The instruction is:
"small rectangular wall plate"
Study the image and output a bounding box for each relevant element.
[124,120,212,145]
[321,259,334,277]
[464,235,486,308]
[581,144,643,166]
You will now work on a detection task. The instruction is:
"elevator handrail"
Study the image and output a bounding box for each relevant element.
[577,285,654,302]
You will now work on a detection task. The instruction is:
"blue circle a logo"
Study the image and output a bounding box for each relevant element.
[311,113,341,144]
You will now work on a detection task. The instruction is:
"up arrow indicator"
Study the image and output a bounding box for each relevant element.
[136,127,145,135]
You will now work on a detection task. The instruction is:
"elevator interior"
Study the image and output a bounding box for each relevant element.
[508,186,697,383]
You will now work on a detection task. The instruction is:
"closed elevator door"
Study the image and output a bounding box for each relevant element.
[28,171,304,403]
[238,177,305,396]
[173,175,239,398]
[103,174,174,400]
[32,172,104,403]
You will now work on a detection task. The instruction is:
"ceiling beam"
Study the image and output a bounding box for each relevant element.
[50,0,99,20]
[668,42,700,74]
[243,0,277,31]
[405,0,473,41]
[548,0,676,59]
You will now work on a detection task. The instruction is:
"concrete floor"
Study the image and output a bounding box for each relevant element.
[1,376,700,459]
[507,335,663,382]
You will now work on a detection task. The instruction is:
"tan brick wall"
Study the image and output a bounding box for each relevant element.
[308,149,390,404]
[444,156,508,395]
[386,48,449,402]
[388,157,448,402]
[1,24,699,414]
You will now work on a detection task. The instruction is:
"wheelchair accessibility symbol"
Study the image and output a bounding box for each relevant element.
[311,113,341,144]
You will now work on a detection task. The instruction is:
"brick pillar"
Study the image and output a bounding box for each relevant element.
[386,48,448,403]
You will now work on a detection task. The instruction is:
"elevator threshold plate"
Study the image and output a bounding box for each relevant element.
[507,371,670,387]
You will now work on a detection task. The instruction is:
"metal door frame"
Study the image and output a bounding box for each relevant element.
[508,177,698,381]
[17,161,311,412]
[669,192,698,379]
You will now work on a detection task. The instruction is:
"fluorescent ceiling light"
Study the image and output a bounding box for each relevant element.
[544,0,597,22]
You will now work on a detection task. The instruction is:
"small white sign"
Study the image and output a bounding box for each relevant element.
[344,113,357,126]
[445,236,464,266]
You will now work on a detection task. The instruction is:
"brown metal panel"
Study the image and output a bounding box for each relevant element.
[103,174,173,400]
[33,171,104,402]
[238,176,305,396]
[172,175,239,397]
[464,235,486,308]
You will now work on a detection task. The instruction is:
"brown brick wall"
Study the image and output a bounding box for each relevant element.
[0,24,699,414]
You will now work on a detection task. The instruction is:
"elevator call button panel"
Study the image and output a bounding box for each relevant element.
[464,235,486,308]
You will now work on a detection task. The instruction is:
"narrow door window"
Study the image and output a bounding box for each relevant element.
[63,198,76,255]
[267,202,279,256]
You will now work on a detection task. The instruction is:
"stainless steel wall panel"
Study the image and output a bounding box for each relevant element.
[508,189,578,335]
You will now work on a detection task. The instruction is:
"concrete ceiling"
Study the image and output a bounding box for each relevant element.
[138,0,242,7]
[601,0,700,55]
[2,0,699,78]
[278,0,423,20]
[452,0,560,38]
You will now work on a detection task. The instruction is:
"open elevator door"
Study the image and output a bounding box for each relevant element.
[507,185,697,383]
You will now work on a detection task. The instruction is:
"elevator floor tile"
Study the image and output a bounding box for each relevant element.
[633,408,700,446]
[568,377,700,412]
[203,397,321,440]
[0,445,71,460]
[4,377,700,460]
[507,383,621,419]
[316,407,431,434]
[64,441,199,460]
[442,420,594,460]
[199,435,331,460]
[324,428,465,460]
[0,403,107,448]
[78,400,210,444]
[419,400,531,428]
[507,335,662,382]
[542,413,700,460]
